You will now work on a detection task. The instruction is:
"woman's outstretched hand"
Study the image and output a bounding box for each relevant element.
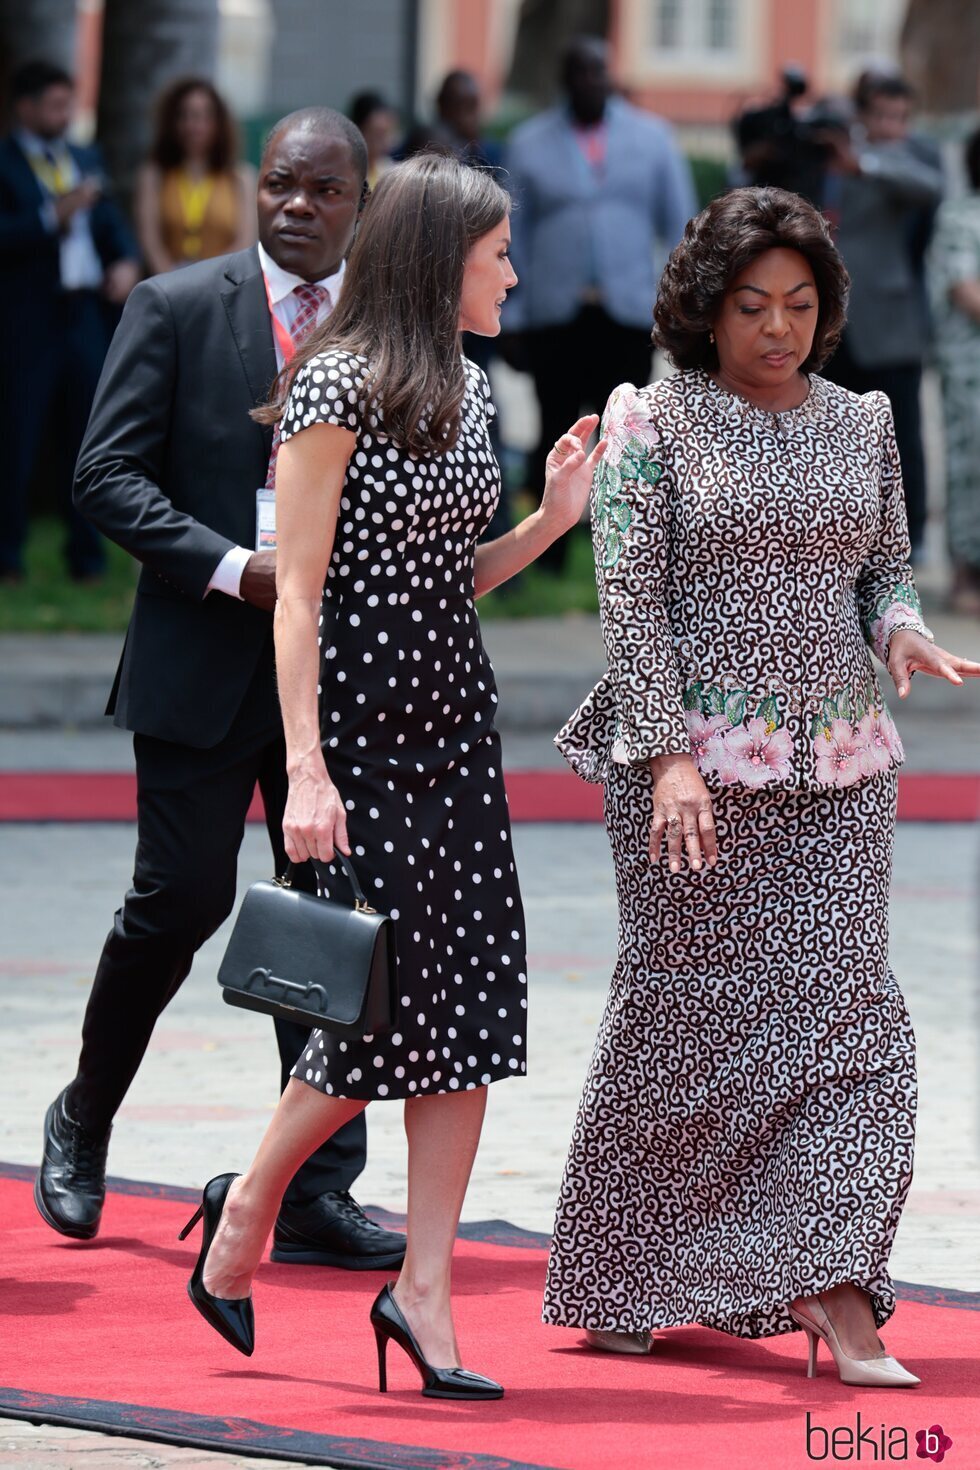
[887,629,980,699]
[649,754,718,874]
[539,414,607,534]
[283,755,351,864]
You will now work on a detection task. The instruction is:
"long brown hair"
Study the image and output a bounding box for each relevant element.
[256,153,510,456]
[150,77,237,174]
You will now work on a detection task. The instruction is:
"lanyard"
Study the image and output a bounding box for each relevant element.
[263,272,298,366]
[29,146,73,196]
[176,170,215,258]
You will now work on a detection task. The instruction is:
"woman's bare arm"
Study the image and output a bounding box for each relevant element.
[274,422,355,862]
[134,162,176,276]
[474,415,605,597]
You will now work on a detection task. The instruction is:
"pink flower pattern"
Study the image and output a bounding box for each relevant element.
[722,717,794,787]
[685,710,728,764]
[603,386,658,467]
[856,708,904,777]
[814,718,869,788]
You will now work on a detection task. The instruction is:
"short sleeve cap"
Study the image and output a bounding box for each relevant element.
[465,358,496,422]
[279,349,369,443]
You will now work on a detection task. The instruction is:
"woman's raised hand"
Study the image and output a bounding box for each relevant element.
[887,629,980,699]
[540,414,607,534]
[283,756,351,865]
[649,754,718,874]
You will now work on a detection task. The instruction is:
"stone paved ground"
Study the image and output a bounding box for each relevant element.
[1,808,978,1468]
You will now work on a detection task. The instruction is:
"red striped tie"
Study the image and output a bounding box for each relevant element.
[264,282,330,490]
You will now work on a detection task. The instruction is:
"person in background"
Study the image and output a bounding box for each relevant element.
[433,70,503,175]
[427,70,510,540]
[135,76,256,275]
[930,127,980,614]
[0,59,138,582]
[349,90,397,190]
[35,108,406,1279]
[501,35,696,572]
[821,70,943,562]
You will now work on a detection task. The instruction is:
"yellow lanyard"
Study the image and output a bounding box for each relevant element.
[176,170,215,258]
[30,146,73,197]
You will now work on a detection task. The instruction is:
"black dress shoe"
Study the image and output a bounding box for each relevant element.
[34,1087,110,1240]
[272,1191,406,1269]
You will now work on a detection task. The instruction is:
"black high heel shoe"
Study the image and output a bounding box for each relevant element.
[370,1283,503,1400]
[178,1172,255,1357]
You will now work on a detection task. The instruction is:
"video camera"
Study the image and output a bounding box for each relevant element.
[733,66,850,205]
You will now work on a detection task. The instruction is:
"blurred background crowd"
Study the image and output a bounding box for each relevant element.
[2,0,980,625]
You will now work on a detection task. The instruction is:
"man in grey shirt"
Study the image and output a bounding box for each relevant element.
[822,70,943,559]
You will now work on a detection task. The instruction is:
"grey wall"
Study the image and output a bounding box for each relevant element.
[266,0,415,120]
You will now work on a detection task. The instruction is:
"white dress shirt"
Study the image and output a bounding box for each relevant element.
[207,244,345,599]
[19,129,104,290]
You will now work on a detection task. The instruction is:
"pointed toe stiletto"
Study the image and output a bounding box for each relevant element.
[179,1172,255,1357]
[370,1283,503,1400]
[585,1328,653,1355]
[789,1299,920,1388]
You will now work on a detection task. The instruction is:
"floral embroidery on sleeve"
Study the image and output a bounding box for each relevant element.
[594,387,665,569]
[864,582,929,665]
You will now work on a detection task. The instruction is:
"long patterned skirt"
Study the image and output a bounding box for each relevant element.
[543,765,916,1339]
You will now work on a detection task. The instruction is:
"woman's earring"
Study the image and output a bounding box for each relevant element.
[709,331,715,344]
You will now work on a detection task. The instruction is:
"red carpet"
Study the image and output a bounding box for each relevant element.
[1,769,979,823]
[2,1166,978,1469]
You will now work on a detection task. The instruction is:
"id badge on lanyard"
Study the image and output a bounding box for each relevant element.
[257,273,299,552]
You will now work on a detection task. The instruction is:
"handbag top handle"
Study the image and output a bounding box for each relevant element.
[282,853,375,913]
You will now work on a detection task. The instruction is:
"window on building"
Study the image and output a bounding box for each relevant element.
[656,0,682,50]
[833,0,904,65]
[653,0,739,61]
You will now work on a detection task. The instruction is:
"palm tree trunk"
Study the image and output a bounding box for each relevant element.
[505,0,609,108]
[901,0,980,113]
[0,0,78,112]
[97,0,219,219]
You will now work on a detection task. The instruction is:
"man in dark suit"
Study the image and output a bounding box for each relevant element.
[35,107,406,1272]
[0,59,139,581]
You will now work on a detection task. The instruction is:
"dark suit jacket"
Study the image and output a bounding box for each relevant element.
[74,246,281,748]
[0,135,135,343]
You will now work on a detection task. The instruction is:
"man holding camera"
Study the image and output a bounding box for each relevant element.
[0,60,139,581]
[821,71,943,561]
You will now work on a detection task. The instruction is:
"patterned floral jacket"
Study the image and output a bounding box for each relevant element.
[557,371,932,791]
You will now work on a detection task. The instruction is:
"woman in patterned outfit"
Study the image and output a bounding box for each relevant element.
[930,127,980,614]
[183,156,604,1396]
[547,188,979,1386]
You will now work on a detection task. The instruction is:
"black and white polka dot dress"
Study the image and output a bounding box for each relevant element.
[277,348,528,1100]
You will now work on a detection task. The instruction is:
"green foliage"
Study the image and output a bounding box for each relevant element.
[478,525,599,620]
[6,517,601,632]
[0,518,137,633]
[688,154,730,209]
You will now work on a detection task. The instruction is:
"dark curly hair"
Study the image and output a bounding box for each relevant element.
[653,186,849,373]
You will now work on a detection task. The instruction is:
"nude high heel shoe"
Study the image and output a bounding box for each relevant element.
[789,1297,919,1388]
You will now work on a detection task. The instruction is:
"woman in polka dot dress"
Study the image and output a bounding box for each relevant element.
[187,155,605,1396]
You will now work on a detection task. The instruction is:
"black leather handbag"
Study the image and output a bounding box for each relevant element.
[217,855,397,1037]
